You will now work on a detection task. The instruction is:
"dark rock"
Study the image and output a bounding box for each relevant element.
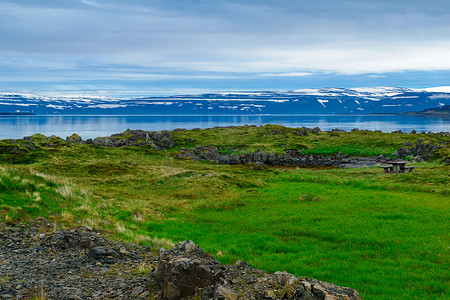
[156,241,222,300]
[295,284,314,300]
[213,285,238,300]
[312,284,326,300]
[66,133,83,143]
[309,279,361,300]
[151,131,175,148]
[235,260,251,268]
[296,129,309,136]
[312,127,321,134]
[89,246,120,259]
[45,135,64,142]
[131,286,145,297]
[392,138,446,161]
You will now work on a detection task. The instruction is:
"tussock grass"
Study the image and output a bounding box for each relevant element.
[133,234,175,249]
[60,211,73,222]
[56,184,76,200]
[115,222,127,234]
[133,262,153,275]
[33,191,41,202]
[84,218,101,228]
[132,211,145,223]
[75,199,92,213]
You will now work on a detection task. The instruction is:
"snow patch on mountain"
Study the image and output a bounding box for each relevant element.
[418,86,450,93]
[317,99,328,107]
[87,104,127,109]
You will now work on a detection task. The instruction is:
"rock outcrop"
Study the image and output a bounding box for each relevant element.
[177,146,384,168]
[156,241,362,300]
[86,129,175,149]
[392,139,448,161]
[16,130,176,150]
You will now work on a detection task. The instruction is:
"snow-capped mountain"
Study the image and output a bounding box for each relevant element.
[1,87,449,115]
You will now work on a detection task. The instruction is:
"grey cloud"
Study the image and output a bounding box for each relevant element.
[0,0,450,77]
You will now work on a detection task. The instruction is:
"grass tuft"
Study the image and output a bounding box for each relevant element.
[134,234,175,249]
[56,184,76,200]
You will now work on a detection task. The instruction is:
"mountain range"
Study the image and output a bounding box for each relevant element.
[1,87,450,115]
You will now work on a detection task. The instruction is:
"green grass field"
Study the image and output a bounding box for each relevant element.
[0,126,449,299]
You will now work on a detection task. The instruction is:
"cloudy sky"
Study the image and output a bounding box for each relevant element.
[1,0,449,96]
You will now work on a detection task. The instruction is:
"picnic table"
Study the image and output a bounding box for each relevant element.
[381,161,415,173]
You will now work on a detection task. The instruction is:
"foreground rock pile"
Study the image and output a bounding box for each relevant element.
[0,219,157,299]
[1,220,362,299]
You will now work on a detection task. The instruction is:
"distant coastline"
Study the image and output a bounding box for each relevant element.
[403,105,450,117]
[0,112,36,116]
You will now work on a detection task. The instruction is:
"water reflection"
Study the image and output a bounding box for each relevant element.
[0,114,448,139]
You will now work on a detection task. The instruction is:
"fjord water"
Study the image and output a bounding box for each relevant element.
[0,114,448,140]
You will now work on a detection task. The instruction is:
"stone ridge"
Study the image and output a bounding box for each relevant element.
[156,240,362,300]
[177,146,386,168]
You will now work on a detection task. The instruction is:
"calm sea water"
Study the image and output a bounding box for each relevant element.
[0,114,448,140]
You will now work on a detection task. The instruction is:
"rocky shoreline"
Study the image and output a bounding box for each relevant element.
[0,219,361,299]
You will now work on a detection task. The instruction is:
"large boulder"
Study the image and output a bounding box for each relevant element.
[156,241,224,300]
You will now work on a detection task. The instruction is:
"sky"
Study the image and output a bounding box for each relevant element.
[1,0,450,96]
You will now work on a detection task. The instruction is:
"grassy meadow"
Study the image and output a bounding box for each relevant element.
[0,125,449,299]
